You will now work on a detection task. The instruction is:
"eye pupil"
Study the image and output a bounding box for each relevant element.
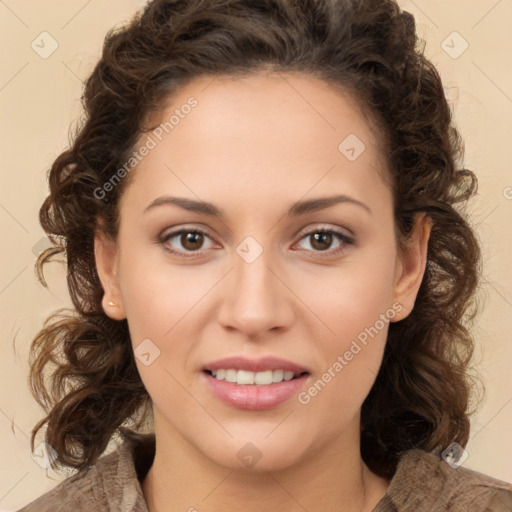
[182,231,204,250]
[311,232,332,251]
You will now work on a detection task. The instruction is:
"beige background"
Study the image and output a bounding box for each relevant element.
[1,0,511,509]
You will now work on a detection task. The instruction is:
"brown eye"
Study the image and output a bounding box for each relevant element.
[159,228,216,257]
[295,228,354,256]
[309,232,333,251]
[180,231,205,251]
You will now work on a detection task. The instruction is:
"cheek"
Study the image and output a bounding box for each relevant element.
[117,250,218,389]
[294,244,397,410]
[117,254,202,412]
[118,246,200,336]
[305,241,397,337]
[296,301,390,430]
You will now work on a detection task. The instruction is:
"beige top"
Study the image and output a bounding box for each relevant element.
[17,433,512,511]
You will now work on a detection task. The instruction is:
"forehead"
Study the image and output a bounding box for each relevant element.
[147,71,382,151]
[122,72,390,213]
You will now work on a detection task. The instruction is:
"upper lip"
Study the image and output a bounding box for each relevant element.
[203,356,310,374]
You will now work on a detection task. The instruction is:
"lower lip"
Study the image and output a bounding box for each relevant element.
[202,371,310,410]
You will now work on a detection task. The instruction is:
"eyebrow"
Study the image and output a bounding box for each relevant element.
[143,194,372,217]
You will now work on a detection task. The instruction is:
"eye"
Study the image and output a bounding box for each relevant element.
[294,227,354,256]
[158,228,217,257]
[157,225,354,258]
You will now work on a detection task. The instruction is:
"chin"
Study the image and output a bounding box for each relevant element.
[203,439,308,473]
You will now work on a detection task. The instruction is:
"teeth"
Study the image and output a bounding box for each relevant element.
[209,369,299,385]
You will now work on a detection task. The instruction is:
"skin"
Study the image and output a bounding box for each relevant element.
[95,72,431,512]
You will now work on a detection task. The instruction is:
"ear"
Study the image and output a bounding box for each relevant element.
[391,213,432,322]
[94,230,126,320]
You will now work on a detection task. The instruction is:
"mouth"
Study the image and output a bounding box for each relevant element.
[203,368,309,385]
[201,356,311,409]
[202,368,311,410]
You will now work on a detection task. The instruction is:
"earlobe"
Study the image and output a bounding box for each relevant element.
[391,213,432,322]
[94,231,126,320]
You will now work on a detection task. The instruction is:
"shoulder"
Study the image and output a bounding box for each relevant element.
[384,448,512,512]
[16,434,153,512]
[16,451,118,512]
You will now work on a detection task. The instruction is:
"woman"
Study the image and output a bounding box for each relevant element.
[19,0,512,510]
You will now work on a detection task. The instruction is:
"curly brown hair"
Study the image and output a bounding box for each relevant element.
[28,0,482,479]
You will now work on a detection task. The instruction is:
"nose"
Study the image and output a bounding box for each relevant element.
[216,241,294,338]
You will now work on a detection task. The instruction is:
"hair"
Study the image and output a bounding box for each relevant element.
[28,0,482,479]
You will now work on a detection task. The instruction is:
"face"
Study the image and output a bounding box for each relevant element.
[95,72,430,472]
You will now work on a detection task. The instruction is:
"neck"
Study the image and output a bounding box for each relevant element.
[142,412,389,512]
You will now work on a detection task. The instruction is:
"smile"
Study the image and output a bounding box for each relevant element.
[206,368,306,385]
[202,370,310,410]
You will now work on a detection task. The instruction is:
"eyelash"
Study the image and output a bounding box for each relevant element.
[156,226,355,259]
